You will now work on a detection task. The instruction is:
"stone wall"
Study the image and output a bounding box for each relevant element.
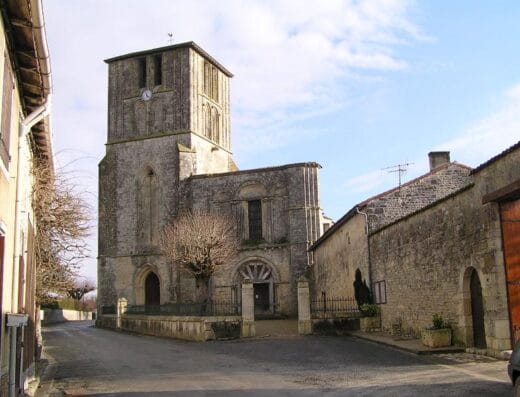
[41,309,94,325]
[98,314,241,341]
[369,145,520,356]
[312,212,369,298]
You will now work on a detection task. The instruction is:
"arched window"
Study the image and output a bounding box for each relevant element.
[136,166,159,247]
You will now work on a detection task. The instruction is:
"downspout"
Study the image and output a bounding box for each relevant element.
[356,207,372,290]
[10,102,50,397]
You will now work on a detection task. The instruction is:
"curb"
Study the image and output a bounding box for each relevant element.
[348,332,465,355]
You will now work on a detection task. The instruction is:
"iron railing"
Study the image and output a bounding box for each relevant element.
[126,300,240,316]
[311,296,361,317]
[101,305,116,315]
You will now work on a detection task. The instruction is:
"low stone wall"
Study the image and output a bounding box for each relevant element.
[311,317,360,335]
[97,314,241,341]
[42,309,94,325]
[96,314,117,329]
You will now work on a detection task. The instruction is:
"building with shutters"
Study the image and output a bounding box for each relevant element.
[0,0,53,394]
[98,42,326,317]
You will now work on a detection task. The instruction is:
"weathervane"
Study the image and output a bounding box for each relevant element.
[382,162,413,188]
[168,33,174,45]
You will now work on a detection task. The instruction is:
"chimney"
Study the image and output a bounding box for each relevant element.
[428,151,450,171]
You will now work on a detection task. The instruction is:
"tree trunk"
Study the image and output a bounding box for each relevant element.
[195,276,210,303]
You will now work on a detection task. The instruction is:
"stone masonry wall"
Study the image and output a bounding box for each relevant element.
[312,213,369,298]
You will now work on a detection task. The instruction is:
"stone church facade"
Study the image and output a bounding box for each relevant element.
[98,42,322,316]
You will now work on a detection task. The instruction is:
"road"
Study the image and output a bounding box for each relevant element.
[36,321,510,396]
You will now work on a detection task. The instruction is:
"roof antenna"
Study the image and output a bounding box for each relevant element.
[382,162,413,188]
[168,33,174,45]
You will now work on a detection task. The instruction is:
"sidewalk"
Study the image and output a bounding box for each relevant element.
[348,330,465,355]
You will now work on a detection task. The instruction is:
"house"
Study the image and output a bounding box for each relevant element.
[0,0,52,394]
[311,144,520,357]
[311,152,471,298]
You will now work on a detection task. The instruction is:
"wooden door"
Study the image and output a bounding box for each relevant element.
[470,269,486,348]
[500,200,520,345]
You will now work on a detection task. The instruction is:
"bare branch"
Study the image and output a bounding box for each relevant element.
[32,157,92,304]
[161,210,239,302]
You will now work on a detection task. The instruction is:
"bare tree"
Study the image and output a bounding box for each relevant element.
[32,157,91,304]
[67,278,96,301]
[161,210,239,302]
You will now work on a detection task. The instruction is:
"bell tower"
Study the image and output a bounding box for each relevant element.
[104,41,234,172]
[98,43,235,306]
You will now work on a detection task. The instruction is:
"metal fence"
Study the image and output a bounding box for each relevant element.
[311,296,361,317]
[126,300,240,316]
[101,305,116,315]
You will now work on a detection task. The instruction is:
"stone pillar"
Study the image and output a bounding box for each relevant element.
[298,278,312,335]
[117,298,128,330]
[241,281,255,337]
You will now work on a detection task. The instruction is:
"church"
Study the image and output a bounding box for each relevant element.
[97,42,326,316]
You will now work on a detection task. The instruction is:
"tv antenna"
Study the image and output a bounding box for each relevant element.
[382,162,413,188]
[168,33,174,45]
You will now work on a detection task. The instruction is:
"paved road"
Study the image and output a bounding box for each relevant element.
[37,321,511,396]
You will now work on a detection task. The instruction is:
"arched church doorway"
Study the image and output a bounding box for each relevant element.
[469,268,486,348]
[145,272,160,306]
[235,261,275,315]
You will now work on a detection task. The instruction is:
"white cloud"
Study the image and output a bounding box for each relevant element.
[343,82,520,202]
[437,82,520,166]
[344,169,388,193]
[42,0,425,279]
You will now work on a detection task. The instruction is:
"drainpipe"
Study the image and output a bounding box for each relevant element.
[10,101,50,397]
[356,207,372,289]
[9,0,53,394]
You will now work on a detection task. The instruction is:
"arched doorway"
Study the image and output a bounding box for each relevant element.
[145,272,160,306]
[235,261,275,315]
[469,268,486,348]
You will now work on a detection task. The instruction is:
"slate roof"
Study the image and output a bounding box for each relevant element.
[310,161,473,250]
[471,140,520,175]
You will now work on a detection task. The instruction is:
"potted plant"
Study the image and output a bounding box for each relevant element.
[359,303,380,332]
[421,313,452,348]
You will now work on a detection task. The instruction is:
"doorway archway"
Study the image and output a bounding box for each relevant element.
[470,268,486,348]
[145,272,160,306]
[234,260,275,315]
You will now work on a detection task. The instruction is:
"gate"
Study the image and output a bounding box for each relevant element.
[500,199,520,345]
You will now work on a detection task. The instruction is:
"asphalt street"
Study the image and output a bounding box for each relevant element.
[36,321,511,396]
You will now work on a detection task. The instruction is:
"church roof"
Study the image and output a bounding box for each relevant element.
[104,41,234,77]
[190,162,321,179]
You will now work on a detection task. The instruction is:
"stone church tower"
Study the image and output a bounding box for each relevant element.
[98,42,322,315]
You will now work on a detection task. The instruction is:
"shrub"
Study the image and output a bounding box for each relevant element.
[360,303,378,317]
[431,313,449,329]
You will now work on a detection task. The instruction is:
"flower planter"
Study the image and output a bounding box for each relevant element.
[360,316,380,332]
[421,328,452,348]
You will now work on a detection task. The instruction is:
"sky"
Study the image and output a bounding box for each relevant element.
[43,0,520,281]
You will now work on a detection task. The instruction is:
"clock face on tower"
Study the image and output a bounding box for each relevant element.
[141,89,152,101]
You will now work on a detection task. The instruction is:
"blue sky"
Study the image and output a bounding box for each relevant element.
[43,1,520,281]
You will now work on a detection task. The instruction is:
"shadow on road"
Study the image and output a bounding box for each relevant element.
[64,380,511,397]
